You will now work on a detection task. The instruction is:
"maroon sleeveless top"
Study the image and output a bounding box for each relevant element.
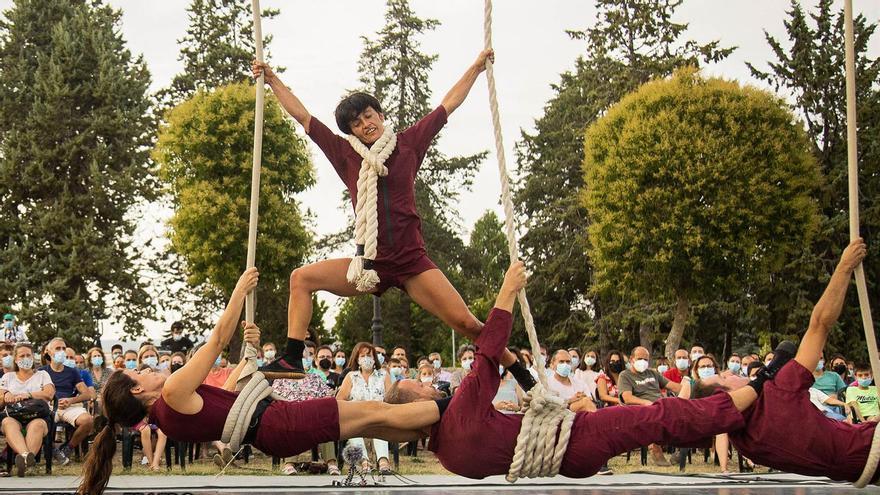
[149,384,236,442]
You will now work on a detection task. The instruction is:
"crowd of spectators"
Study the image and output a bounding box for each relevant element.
[1,313,877,478]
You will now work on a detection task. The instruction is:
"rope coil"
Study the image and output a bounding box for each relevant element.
[345,127,397,292]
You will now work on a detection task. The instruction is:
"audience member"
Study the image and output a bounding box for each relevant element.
[692,355,730,474]
[812,351,847,397]
[2,313,26,344]
[690,345,705,362]
[85,347,112,412]
[726,353,742,376]
[137,345,161,371]
[428,352,452,383]
[449,344,476,395]
[829,354,853,385]
[311,345,341,388]
[845,363,878,421]
[40,338,93,466]
[1,342,14,376]
[374,345,387,368]
[387,357,406,382]
[303,340,317,372]
[160,321,194,354]
[123,350,138,370]
[596,350,624,406]
[663,348,690,384]
[547,349,595,412]
[493,347,524,414]
[170,352,186,373]
[574,348,600,398]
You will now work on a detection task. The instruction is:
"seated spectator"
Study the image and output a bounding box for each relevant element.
[85,347,113,413]
[311,345,341,389]
[65,346,95,404]
[157,353,171,373]
[40,337,94,465]
[332,348,347,375]
[619,346,682,466]
[169,352,186,373]
[123,350,138,370]
[262,341,277,364]
[762,351,775,366]
[596,350,624,406]
[808,386,849,421]
[387,357,406,382]
[0,342,55,477]
[72,351,86,370]
[110,344,123,363]
[547,349,595,412]
[417,363,435,386]
[1,342,14,376]
[137,344,161,371]
[416,355,430,370]
[741,354,755,376]
[493,349,524,414]
[655,356,670,376]
[303,340,317,372]
[829,353,853,385]
[664,348,690,384]
[812,351,847,397]
[575,349,600,398]
[845,363,878,421]
[690,345,705,362]
[134,365,168,471]
[160,321,194,354]
[692,355,731,474]
[449,344,476,395]
[202,352,233,388]
[428,352,452,383]
[374,345,387,369]
[399,356,411,379]
[726,353,742,376]
[2,313,26,344]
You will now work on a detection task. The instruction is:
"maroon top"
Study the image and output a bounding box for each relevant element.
[149,384,236,443]
[729,361,877,483]
[306,106,448,265]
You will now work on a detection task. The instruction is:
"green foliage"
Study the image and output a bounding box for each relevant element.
[0,0,155,350]
[515,0,732,349]
[583,68,821,357]
[154,82,315,351]
[746,0,880,360]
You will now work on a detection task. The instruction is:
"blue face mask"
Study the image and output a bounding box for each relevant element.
[555,363,572,378]
[2,355,12,368]
[63,358,76,368]
[91,356,104,367]
[816,359,825,371]
[143,356,158,368]
[657,364,669,374]
[433,359,442,369]
[858,377,873,388]
[675,358,689,370]
[303,357,313,369]
[461,358,474,371]
[390,367,404,378]
[335,357,346,367]
[377,354,385,365]
[125,359,138,370]
[214,356,222,368]
[499,365,506,376]
[584,356,597,367]
[728,362,741,373]
[570,356,580,368]
[697,367,716,380]
[52,350,66,365]
[256,358,264,368]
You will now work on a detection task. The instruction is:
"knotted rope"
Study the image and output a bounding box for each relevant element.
[481,0,574,482]
[222,370,282,453]
[345,127,397,292]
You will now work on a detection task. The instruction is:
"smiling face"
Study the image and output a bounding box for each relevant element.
[349,106,386,145]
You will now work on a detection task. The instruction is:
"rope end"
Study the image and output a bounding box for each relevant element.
[355,269,380,293]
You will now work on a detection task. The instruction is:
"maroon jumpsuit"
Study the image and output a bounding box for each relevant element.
[429,309,747,479]
[306,107,448,295]
[149,385,339,457]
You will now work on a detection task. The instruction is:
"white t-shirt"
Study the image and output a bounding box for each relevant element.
[547,373,591,401]
[574,369,599,398]
[808,387,833,413]
[0,370,53,403]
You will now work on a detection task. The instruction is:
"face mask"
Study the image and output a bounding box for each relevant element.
[214,356,222,368]
[335,357,346,367]
[91,356,104,367]
[728,361,741,373]
[319,358,332,370]
[158,361,169,370]
[691,352,704,361]
[432,359,441,369]
[420,376,433,383]
[675,358,689,370]
[144,356,158,368]
[609,361,624,373]
[633,359,649,373]
[256,358,264,368]
[461,358,474,371]
[264,350,276,361]
[834,364,848,375]
[849,368,855,376]
[584,356,597,367]
[390,367,403,378]
[63,358,76,368]
[816,359,825,371]
[859,377,873,388]
[2,355,12,368]
[555,363,572,378]
[657,364,669,374]
[4,321,12,329]
[358,356,374,371]
[52,350,66,365]
[173,334,182,341]
[377,354,385,365]
[303,357,313,369]
[698,367,717,379]
[170,363,184,373]
[16,357,33,370]
[125,359,137,370]
[499,365,506,376]
[570,356,580,368]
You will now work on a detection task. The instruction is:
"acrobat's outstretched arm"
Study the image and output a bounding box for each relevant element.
[441,49,494,116]
[796,238,866,371]
[252,61,312,132]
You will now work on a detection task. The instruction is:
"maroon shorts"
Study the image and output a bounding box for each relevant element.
[372,253,437,296]
[253,397,340,457]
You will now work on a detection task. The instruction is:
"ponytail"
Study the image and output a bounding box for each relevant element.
[79,422,116,494]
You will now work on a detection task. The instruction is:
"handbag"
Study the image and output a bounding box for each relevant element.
[0,398,51,423]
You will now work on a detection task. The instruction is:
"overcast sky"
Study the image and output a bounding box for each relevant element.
[1,0,878,344]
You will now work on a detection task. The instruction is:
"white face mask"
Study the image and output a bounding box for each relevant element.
[691,352,704,361]
[675,358,690,370]
[358,356,375,371]
[264,350,276,361]
[633,359,649,373]
[16,357,34,370]
[420,376,433,383]
[584,356,597,367]
[461,358,474,371]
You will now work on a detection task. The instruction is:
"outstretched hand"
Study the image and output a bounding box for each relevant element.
[251,60,276,83]
[839,237,867,272]
[473,49,495,73]
[501,261,527,295]
[235,267,260,296]
[241,321,261,348]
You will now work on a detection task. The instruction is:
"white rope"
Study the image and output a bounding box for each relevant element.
[222,370,282,453]
[844,0,880,487]
[345,127,397,292]
[481,0,573,482]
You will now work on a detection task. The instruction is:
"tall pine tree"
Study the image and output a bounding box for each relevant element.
[0,0,155,349]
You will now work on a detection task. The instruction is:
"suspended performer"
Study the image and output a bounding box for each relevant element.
[250,51,536,392]
[78,268,446,495]
[385,261,793,479]
[690,238,879,484]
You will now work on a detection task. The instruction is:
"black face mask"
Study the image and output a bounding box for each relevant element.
[834,364,848,376]
[609,361,625,373]
[319,358,332,370]
[170,363,184,373]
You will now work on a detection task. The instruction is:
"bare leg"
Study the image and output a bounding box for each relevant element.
[337,400,439,439]
[140,427,154,464]
[69,412,93,448]
[1,417,28,454]
[404,269,519,367]
[288,258,366,340]
[24,419,47,454]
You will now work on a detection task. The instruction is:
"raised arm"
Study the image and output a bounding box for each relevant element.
[222,322,262,391]
[252,61,312,132]
[796,238,866,371]
[164,268,259,406]
[440,49,494,116]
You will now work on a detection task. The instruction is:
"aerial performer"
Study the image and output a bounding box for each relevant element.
[78,268,449,495]
[250,51,536,391]
[385,261,797,479]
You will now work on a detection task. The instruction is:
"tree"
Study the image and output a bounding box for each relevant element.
[333,0,485,360]
[153,82,315,355]
[746,0,880,360]
[514,0,732,351]
[156,0,279,109]
[583,68,821,359]
[0,0,155,350]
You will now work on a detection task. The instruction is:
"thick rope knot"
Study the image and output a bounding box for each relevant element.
[221,371,282,453]
[506,383,575,483]
[345,127,397,292]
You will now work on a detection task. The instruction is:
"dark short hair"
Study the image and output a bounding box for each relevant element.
[111,344,123,351]
[334,92,383,135]
[855,362,872,373]
[171,321,183,330]
[316,345,333,356]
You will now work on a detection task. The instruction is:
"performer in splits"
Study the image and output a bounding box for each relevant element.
[386,261,794,479]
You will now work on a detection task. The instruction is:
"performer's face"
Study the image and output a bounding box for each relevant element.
[349,107,386,145]
[398,379,442,401]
